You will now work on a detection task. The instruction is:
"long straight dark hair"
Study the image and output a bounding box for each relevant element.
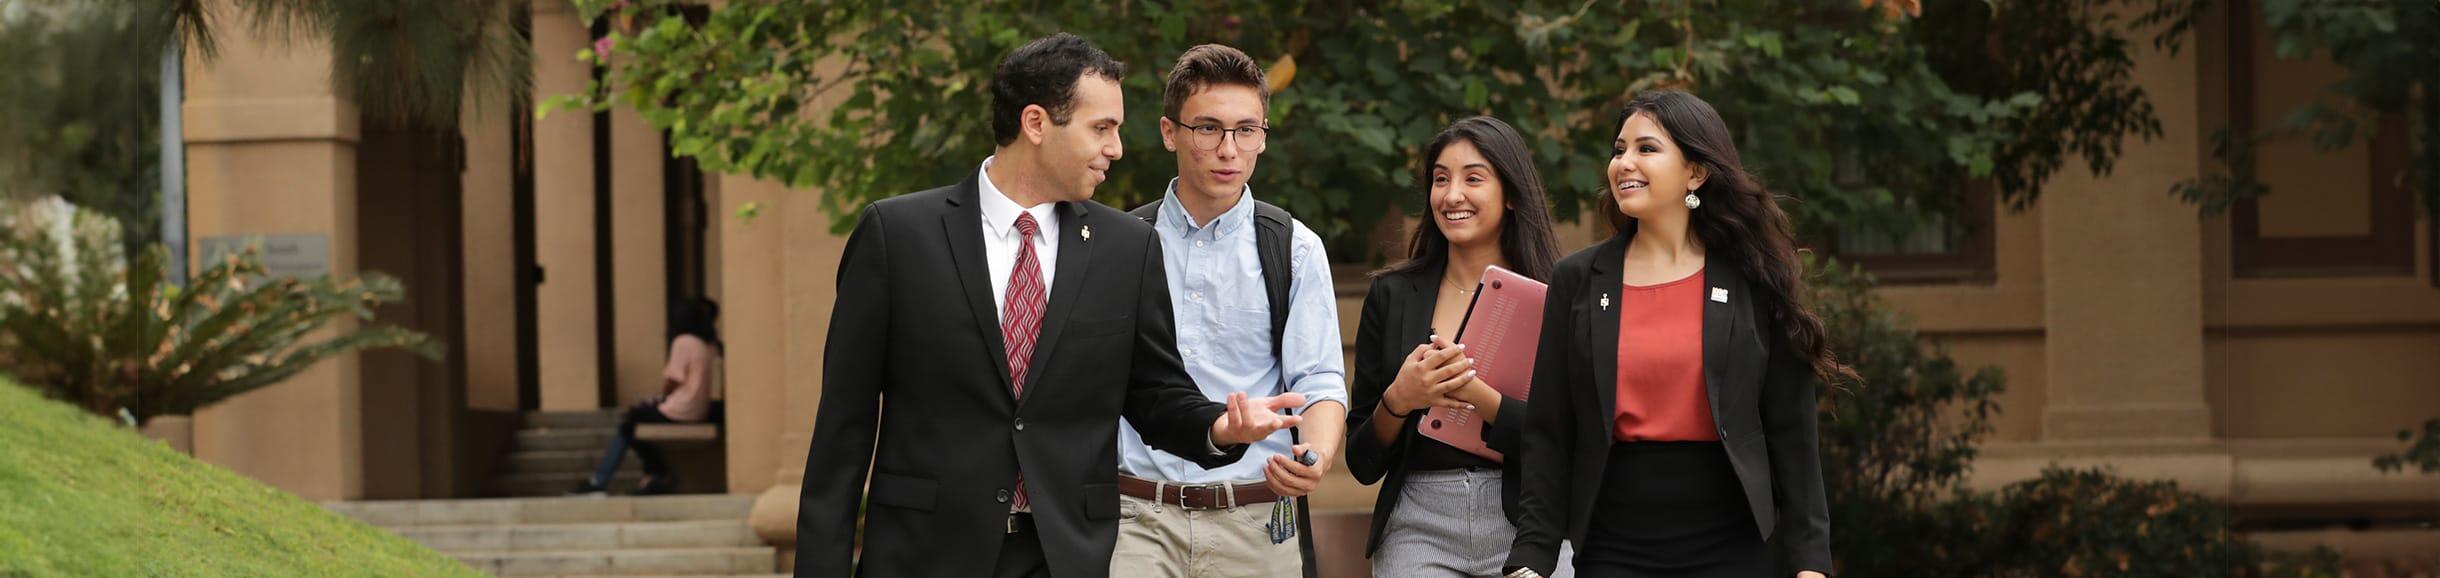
[1375,116,1562,283]
[1605,90,1851,382]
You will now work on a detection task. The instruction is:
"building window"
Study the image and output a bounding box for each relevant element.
[1817,181,1998,284]
[2225,0,2416,278]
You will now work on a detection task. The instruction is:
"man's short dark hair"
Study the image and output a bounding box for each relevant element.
[991,33,1128,146]
[1162,44,1269,122]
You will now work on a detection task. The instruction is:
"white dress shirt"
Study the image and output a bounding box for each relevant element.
[978,157,1062,315]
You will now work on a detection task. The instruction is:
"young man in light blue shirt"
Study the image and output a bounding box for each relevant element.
[1111,44,1349,577]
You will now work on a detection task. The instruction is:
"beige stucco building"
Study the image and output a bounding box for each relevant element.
[174,1,2435,571]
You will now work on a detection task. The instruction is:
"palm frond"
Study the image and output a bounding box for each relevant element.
[166,325,439,415]
[326,0,529,128]
[164,0,529,129]
[1,201,440,425]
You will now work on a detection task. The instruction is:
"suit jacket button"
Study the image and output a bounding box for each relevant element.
[1014,418,1026,432]
[996,489,1012,503]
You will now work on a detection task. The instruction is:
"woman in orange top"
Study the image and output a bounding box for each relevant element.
[1503,90,1846,578]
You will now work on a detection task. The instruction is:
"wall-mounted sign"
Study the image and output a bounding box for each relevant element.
[196,234,330,278]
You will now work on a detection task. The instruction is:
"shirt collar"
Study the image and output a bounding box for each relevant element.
[1157,178,1255,240]
[978,156,1054,238]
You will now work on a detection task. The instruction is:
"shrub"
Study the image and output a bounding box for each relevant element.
[1983,468,2339,578]
[0,199,438,425]
[1805,254,2007,575]
[2374,417,2440,475]
[1800,258,2337,577]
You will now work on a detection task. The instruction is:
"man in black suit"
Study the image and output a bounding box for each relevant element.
[795,33,1308,578]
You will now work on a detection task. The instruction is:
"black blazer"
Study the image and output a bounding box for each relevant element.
[1343,263,1531,556]
[796,174,1244,578]
[1506,234,1833,576]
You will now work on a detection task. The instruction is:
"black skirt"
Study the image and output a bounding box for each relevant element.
[1573,441,1770,578]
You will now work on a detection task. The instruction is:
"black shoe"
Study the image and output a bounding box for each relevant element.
[635,474,679,496]
[565,479,608,497]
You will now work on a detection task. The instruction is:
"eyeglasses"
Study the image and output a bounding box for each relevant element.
[1169,117,1271,153]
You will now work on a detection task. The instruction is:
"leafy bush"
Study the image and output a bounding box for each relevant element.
[1805,254,2007,575]
[0,199,438,425]
[1801,258,2337,577]
[1985,468,2247,578]
[558,0,2191,250]
[1974,468,2343,578]
[2374,417,2440,475]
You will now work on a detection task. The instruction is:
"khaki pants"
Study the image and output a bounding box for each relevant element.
[1110,493,1303,577]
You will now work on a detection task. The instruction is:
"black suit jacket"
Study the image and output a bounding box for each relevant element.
[796,174,1244,578]
[1342,263,1530,556]
[1506,234,1834,576]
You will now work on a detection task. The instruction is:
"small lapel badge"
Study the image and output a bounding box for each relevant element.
[1599,293,1611,311]
[1711,287,1729,303]
[1081,225,1092,242]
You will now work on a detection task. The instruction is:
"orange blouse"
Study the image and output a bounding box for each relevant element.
[1612,268,1719,442]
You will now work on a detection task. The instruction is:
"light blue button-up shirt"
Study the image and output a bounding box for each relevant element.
[1118,181,1349,484]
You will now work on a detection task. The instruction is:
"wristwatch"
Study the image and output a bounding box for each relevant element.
[1504,568,1544,578]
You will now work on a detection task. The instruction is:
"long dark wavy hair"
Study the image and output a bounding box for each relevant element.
[1376,116,1563,283]
[1605,90,1853,382]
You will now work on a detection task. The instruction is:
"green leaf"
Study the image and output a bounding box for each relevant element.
[1160,12,1185,42]
[534,0,2212,259]
[1652,47,1680,69]
[1351,126,1396,156]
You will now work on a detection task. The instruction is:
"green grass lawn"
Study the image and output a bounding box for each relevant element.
[0,379,484,577]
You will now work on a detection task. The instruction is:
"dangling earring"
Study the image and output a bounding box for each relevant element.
[1683,193,1702,210]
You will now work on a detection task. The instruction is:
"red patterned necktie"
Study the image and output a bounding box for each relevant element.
[1002,212,1046,510]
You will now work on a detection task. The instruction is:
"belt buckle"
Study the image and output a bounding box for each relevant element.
[1005,513,1022,534]
[1183,482,1238,511]
[1176,482,1216,510]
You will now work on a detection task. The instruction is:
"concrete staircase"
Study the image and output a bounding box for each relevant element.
[497,410,634,497]
[325,494,780,577]
[322,410,769,576]
[497,409,726,497]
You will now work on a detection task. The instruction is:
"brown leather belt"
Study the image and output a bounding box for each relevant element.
[1117,474,1281,510]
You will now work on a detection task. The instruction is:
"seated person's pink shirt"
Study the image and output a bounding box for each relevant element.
[655,334,720,422]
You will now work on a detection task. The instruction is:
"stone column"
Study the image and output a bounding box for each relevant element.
[181,5,364,501]
[461,69,521,411]
[610,106,668,404]
[721,176,790,543]
[532,1,603,410]
[2037,13,2214,442]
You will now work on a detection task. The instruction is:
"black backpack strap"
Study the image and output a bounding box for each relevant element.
[1250,200,1293,369]
[1247,200,1320,578]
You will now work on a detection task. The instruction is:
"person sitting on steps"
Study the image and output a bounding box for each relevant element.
[569,297,725,496]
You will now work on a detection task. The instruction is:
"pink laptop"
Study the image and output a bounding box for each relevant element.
[1419,265,1547,463]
